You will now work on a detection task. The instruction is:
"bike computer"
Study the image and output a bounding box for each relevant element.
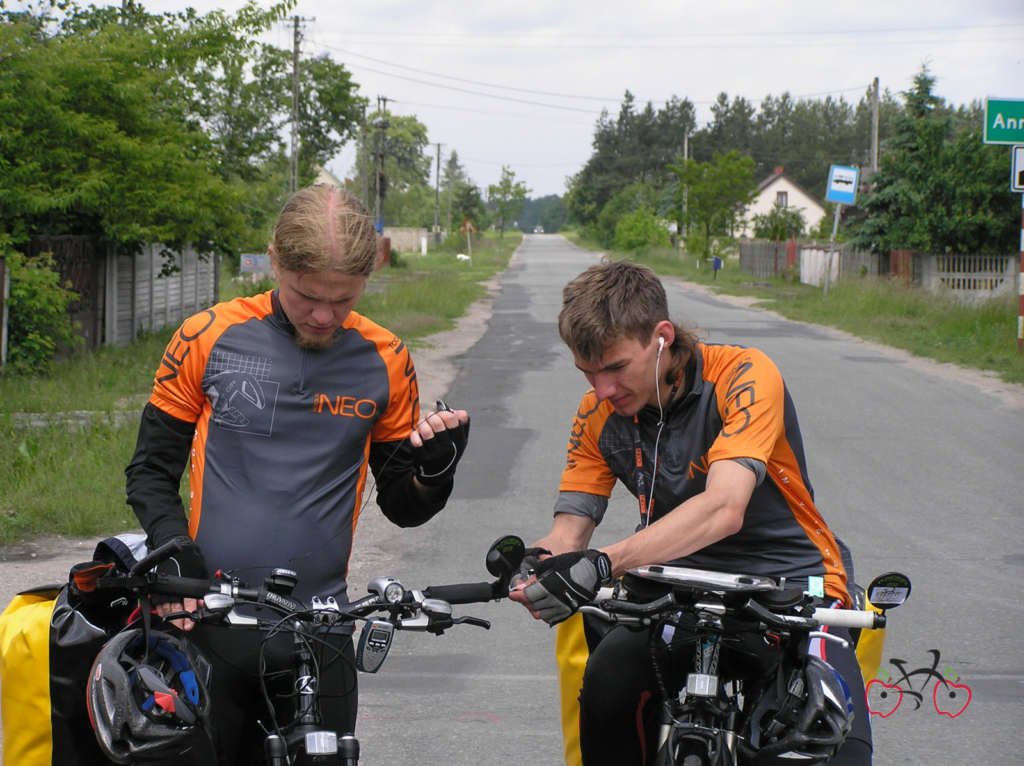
[355,619,395,673]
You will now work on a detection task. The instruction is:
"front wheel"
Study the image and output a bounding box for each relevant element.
[651,735,713,766]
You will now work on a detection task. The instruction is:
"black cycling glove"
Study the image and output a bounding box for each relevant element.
[523,549,613,625]
[150,538,208,607]
[411,417,470,487]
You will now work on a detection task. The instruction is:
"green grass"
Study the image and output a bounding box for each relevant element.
[0,232,520,545]
[1,420,142,541]
[569,236,1024,386]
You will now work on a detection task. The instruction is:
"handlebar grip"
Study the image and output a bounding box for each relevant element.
[812,607,886,630]
[422,581,497,604]
[149,573,213,599]
[129,537,189,576]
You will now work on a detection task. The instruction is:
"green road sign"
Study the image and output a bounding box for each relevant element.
[984,98,1024,145]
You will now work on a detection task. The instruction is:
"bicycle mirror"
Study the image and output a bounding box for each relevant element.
[866,572,912,610]
[485,535,526,579]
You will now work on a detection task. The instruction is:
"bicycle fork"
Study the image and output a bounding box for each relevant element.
[655,610,740,765]
[264,621,361,765]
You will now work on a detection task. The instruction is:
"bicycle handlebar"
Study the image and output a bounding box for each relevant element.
[581,589,885,632]
[99,537,505,634]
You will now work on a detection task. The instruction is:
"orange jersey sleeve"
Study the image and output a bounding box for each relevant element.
[558,392,618,498]
[704,346,786,466]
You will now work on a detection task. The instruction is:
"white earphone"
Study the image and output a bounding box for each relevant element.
[657,336,666,356]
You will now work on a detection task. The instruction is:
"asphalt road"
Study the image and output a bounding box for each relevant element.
[351,234,1024,765]
[3,234,1021,764]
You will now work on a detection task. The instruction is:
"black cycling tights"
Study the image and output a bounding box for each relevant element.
[578,624,872,766]
[189,623,358,765]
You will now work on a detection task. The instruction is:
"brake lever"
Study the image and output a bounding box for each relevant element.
[453,616,491,630]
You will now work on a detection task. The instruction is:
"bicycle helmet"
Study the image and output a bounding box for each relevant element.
[86,628,216,764]
[744,656,853,764]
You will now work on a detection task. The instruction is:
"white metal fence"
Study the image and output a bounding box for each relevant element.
[740,240,1017,303]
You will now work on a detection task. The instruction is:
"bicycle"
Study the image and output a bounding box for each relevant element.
[86,534,528,765]
[578,565,911,766]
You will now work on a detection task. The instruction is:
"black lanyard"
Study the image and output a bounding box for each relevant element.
[632,378,681,526]
[632,416,657,525]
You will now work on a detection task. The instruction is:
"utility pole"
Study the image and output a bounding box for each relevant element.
[289,16,309,195]
[681,131,689,243]
[870,77,880,179]
[373,96,390,230]
[360,103,369,207]
[433,143,443,244]
[446,161,454,235]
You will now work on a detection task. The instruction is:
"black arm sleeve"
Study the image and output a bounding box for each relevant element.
[125,403,196,547]
[370,439,452,527]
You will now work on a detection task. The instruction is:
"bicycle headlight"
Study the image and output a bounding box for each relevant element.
[368,577,405,604]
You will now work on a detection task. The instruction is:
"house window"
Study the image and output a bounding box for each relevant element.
[775,191,788,207]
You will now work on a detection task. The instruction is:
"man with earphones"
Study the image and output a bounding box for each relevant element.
[509,260,871,765]
[125,185,470,764]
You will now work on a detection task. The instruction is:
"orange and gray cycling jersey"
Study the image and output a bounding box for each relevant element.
[556,342,850,605]
[127,290,441,609]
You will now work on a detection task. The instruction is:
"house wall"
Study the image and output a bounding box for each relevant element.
[741,178,826,238]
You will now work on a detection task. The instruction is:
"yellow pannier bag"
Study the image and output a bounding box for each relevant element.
[0,534,148,766]
[0,587,63,766]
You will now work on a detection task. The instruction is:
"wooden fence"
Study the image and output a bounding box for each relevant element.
[15,236,218,350]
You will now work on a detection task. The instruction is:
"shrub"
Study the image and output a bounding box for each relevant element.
[613,209,671,251]
[3,248,81,376]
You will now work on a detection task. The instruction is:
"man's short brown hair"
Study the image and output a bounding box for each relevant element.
[558,260,697,363]
[270,185,377,276]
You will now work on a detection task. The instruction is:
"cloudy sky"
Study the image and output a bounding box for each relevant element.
[135,1,1022,197]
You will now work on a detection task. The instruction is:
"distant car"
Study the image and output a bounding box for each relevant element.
[533,225,544,233]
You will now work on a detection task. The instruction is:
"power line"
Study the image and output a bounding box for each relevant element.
[396,99,596,127]
[317,24,1024,51]
[343,60,872,113]
[326,45,618,102]
[346,63,606,114]
[326,21,1024,43]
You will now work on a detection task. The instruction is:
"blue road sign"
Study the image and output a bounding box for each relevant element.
[826,165,859,205]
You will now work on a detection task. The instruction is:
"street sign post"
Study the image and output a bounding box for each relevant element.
[1012,145,1024,193]
[984,98,1024,145]
[823,165,859,296]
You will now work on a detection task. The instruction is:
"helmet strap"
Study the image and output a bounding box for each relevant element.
[139,593,155,664]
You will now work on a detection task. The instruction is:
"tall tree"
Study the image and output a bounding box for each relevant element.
[349,111,432,226]
[0,2,283,257]
[452,182,488,233]
[566,91,695,231]
[442,150,468,232]
[0,0,366,259]
[439,150,488,233]
[669,151,756,257]
[487,166,530,238]
[851,67,1018,254]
